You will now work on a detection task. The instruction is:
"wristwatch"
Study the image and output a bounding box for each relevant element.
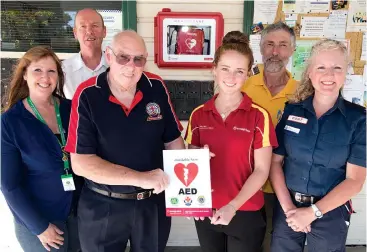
[311,204,323,219]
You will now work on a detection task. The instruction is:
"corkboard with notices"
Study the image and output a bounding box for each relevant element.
[271,0,366,75]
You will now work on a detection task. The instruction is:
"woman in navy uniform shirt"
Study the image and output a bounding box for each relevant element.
[1,46,80,252]
[270,39,366,251]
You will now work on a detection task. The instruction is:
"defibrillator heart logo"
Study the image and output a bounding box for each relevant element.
[185,39,197,49]
[174,163,198,187]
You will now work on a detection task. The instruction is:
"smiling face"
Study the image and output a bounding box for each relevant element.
[23,56,58,98]
[261,30,294,73]
[213,50,249,95]
[308,49,347,98]
[73,9,106,52]
[106,32,148,90]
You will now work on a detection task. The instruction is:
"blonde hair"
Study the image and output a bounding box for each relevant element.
[289,39,349,103]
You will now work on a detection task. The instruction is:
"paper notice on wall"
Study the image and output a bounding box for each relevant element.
[361,33,366,61]
[250,34,262,64]
[343,75,364,91]
[343,75,364,106]
[343,90,364,106]
[99,10,123,51]
[304,0,330,13]
[301,17,328,38]
[291,40,316,80]
[285,13,298,28]
[294,1,309,13]
[324,11,348,39]
[283,0,296,13]
[253,1,279,24]
[346,0,367,32]
[295,0,329,14]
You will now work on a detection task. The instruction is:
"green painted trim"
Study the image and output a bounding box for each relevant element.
[243,1,254,37]
[122,0,137,31]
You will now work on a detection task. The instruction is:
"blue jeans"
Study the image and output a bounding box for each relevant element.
[14,214,80,252]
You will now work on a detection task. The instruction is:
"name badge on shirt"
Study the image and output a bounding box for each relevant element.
[61,174,76,191]
[284,125,300,134]
[288,115,308,124]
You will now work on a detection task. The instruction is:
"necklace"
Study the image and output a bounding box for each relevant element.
[217,98,242,119]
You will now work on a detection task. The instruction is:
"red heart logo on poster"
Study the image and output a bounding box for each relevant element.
[174,163,199,187]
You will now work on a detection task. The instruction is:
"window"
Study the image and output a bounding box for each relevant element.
[1,1,122,52]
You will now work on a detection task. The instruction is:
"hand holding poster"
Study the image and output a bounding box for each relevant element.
[163,149,212,217]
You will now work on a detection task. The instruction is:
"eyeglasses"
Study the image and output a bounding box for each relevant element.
[107,46,147,67]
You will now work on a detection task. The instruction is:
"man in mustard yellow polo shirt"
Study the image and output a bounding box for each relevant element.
[242,22,297,252]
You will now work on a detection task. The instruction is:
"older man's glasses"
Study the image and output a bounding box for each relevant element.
[108,47,147,67]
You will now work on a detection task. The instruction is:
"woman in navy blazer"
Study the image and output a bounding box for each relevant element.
[1,46,80,252]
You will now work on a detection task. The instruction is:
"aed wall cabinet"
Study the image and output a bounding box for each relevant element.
[154,8,224,68]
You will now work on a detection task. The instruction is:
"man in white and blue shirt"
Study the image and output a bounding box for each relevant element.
[62,8,108,99]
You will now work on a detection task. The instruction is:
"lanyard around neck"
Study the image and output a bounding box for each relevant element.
[27,96,70,173]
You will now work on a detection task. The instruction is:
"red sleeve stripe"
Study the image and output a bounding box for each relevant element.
[143,72,183,132]
[65,76,98,153]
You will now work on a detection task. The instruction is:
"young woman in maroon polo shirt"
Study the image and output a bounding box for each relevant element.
[185,31,278,252]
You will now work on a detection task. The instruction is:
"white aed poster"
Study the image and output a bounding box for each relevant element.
[99,10,123,51]
[163,149,212,217]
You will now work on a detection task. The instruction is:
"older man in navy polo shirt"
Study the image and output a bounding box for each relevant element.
[65,30,185,252]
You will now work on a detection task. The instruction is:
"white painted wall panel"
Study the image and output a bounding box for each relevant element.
[137,2,244,18]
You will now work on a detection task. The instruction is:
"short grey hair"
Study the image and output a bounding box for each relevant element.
[260,22,296,47]
[110,30,147,53]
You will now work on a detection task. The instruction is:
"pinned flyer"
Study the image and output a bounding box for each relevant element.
[163,149,212,217]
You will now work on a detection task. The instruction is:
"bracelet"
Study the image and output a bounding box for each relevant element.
[228,203,237,215]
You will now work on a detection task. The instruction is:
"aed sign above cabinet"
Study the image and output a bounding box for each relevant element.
[154,8,224,68]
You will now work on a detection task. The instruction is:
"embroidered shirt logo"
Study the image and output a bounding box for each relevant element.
[146,102,162,121]
[233,126,251,132]
[198,125,214,130]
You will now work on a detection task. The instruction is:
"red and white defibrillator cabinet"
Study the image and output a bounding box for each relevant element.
[154,8,224,68]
